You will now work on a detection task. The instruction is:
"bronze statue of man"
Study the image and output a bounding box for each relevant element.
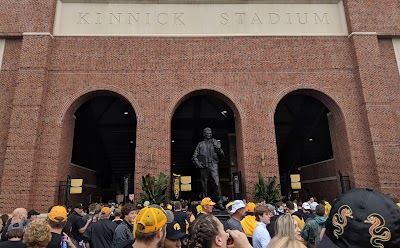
[192,127,224,208]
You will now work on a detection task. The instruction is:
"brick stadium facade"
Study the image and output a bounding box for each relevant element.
[0,0,400,213]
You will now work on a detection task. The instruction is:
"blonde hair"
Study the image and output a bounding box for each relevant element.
[274,215,297,239]
[267,236,306,248]
[23,219,51,248]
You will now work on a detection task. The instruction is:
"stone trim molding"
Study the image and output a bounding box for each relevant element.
[392,39,400,77]
[347,32,378,39]
[23,32,54,38]
[0,39,4,71]
[54,0,348,36]
[61,0,343,3]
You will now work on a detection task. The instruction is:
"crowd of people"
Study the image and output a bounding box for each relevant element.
[0,188,399,248]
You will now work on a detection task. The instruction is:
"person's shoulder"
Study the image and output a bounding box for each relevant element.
[0,241,26,248]
[116,221,129,230]
[114,239,134,248]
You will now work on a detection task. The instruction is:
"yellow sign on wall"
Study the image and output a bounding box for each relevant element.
[181,176,191,192]
[71,179,83,187]
[70,179,83,194]
[290,174,301,189]
[70,187,82,194]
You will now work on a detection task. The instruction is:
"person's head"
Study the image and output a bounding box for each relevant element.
[165,220,186,248]
[134,206,167,247]
[266,204,275,217]
[315,204,325,217]
[74,203,84,216]
[319,188,400,248]
[230,200,246,220]
[6,228,24,240]
[309,197,315,203]
[266,236,306,248]
[47,205,67,229]
[254,205,271,225]
[301,202,311,213]
[174,201,182,211]
[6,221,25,240]
[187,207,193,216]
[274,215,301,241]
[297,199,303,206]
[23,219,51,248]
[245,202,256,215]
[189,214,228,248]
[12,208,28,223]
[203,127,212,139]
[285,201,295,214]
[100,207,111,219]
[1,214,9,227]
[88,203,96,213]
[122,203,137,223]
[27,210,40,220]
[114,208,122,218]
[201,197,215,214]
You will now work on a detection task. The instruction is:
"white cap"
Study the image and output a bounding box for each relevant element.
[302,202,311,210]
[143,201,150,207]
[231,200,246,213]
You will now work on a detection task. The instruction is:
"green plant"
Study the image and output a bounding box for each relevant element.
[139,172,168,204]
[254,173,284,205]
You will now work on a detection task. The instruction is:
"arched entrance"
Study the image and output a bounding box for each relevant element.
[171,93,238,202]
[70,95,137,204]
[274,91,350,202]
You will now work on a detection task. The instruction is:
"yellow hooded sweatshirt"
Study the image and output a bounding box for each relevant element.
[240,215,257,237]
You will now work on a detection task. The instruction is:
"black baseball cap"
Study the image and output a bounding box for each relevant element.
[27,209,40,217]
[320,188,400,248]
[74,203,83,209]
[166,220,186,240]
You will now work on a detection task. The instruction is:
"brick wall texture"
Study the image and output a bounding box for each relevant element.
[0,0,400,212]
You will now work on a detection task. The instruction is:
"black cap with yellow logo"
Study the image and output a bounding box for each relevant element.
[320,188,400,248]
[166,220,186,241]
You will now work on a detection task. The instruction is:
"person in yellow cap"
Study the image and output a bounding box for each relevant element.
[133,206,168,248]
[198,197,216,218]
[47,205,76,248]
[226,201,234,214]
[240,202,257,241]
[83,207,118,248]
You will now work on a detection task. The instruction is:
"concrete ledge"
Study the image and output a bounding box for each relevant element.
[348,32,377,39]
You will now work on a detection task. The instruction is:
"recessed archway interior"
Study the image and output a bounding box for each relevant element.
[171,94,237,201]
[71,95,136,203]
[274,93,333,196]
